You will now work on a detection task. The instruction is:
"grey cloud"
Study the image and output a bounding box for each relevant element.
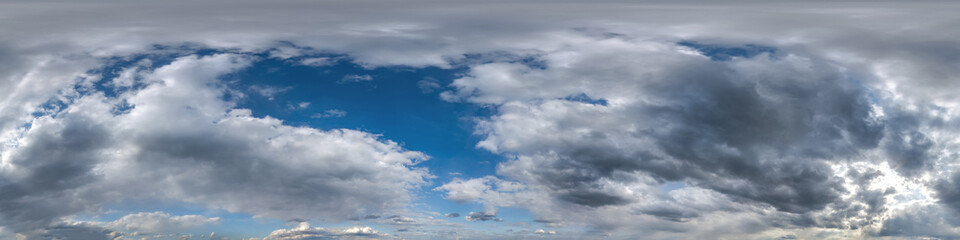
[882,115,936,177]
[465,211,500,222]
[116,55,430,221]
[338,74,374,84]
[98,211,221,234]
[0,52,431,235]
[440,30,954,237]
[17,223,122,240]
[445,213,460,218]
[3,0,960,239]
[0,108,113,232]
[288,218,310,223]
[635,206,700,223]
[876,204,960,238]
[556,188,631,208]
[470,46,879,214]
[936,173,960,214]
[386,216,416,225]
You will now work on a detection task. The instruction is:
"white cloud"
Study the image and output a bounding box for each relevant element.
[338,74,373,84]
[312,109,347,118]
[250,85,292,100]
[534,229,556,235]
[3,0,960,239]
[299,57,336,67]
[98,212,221,234]
[264,222,384,240]
[290,102,311,110]
[0,53,431,234]
[437,34,960,238]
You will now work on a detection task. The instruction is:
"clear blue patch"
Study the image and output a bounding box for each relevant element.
[677,41,777,61]
[225,53,504,181]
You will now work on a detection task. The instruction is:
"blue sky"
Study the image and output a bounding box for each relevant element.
[61,41,776,238]
[68,48,550,238]
[4,1,960,240]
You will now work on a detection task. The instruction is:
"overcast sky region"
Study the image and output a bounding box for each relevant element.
[3,0,960,239]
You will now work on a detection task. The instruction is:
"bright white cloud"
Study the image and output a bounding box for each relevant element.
[264,222,384,240]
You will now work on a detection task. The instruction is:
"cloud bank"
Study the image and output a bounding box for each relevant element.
[3,0,960,239]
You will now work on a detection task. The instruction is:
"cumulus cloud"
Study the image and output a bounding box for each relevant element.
[0,53,431,234]
[3,0,960,239]
[447,37,874,213]
[437,32,960,237]
[264,222,384,240]
[534,229,556,235]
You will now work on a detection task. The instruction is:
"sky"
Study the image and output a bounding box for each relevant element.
[2,1,960,239]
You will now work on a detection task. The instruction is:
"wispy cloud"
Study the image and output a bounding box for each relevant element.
[312,109,347,118]
[338,74,374,84]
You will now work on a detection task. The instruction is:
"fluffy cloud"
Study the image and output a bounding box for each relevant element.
[3,0,960,239]
[437,33,960,237]
[264,222,384,240]
[0,53,431,234]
